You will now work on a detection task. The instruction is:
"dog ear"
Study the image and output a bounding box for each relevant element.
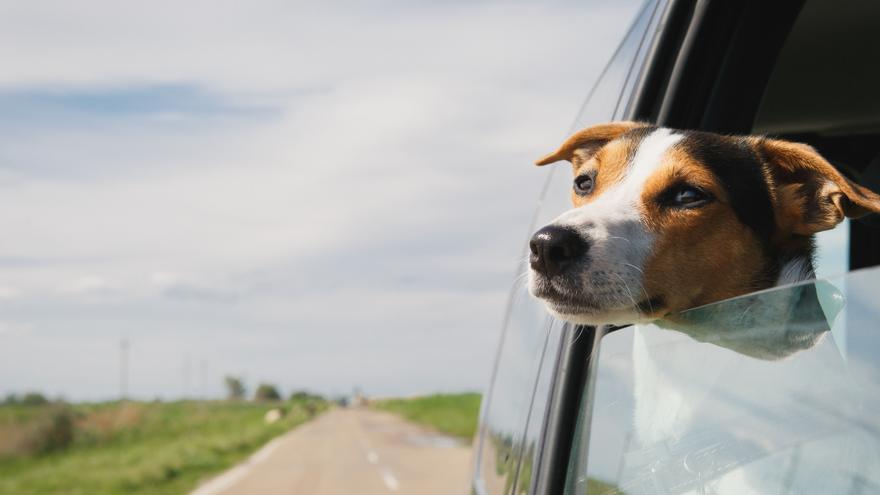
[756,138,880,235]
[535,121,647,166]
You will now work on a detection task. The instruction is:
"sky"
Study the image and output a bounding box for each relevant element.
[0,0,642,401]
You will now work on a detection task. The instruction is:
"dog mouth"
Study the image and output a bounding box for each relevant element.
[532,282,606,315]
[530,282,605,314]
[531,275,665,320]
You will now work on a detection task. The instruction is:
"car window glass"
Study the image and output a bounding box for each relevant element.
[475,285,557,494]
[514,320,564,494]
[572,0,660,129]
[813,220,849,279]
[566,266,880,494]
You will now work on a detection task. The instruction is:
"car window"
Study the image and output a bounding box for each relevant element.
[565,266,880,494]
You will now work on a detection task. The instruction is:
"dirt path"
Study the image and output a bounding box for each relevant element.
[190,407,473,495]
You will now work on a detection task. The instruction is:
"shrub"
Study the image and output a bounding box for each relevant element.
[28,406,75,454]
[289,390,323,402]
[21,392,49,406]
[254,384,281,402]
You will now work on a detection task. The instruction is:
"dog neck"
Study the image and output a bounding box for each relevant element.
[654,242,828,361]
[774,235,817,287]
[776,255,816,286]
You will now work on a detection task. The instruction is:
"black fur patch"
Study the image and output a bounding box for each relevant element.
[678,131,777,242]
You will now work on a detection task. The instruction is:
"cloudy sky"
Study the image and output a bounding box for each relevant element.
[0,0,641,400]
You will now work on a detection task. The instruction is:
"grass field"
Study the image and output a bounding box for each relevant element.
[372,392,481,440]
[0,398,327,495]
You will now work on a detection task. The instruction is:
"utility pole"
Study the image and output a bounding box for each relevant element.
[120,337,129,401]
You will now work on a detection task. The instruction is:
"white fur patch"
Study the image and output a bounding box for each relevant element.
[777,257,815,286]
[616,128,684,206]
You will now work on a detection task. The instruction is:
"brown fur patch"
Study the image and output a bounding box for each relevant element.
[569,137,642,207]
[639,145,770,314]
[756,138,880,234]
[535,121,647,166]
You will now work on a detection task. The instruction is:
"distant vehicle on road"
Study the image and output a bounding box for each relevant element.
[471,1,880,493]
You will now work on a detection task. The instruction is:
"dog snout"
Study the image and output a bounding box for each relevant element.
[529,226,589,277]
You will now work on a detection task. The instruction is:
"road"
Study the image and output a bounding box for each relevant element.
[190,407,473,495]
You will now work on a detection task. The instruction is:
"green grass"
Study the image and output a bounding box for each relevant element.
[372,392,481,440]
[0,399,327,495]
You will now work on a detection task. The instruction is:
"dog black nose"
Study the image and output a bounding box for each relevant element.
[529,226,588,277]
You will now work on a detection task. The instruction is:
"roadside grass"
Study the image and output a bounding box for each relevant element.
[0,399,328,495]
[372,392,481,440]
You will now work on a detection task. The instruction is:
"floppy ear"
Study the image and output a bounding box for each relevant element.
[535,121,647,166]
[757,138,880,235]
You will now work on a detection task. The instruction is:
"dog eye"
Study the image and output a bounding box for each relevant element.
[573,175,594,195]
[672,186,711,208]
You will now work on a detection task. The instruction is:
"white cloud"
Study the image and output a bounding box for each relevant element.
[0,0,641,399]
[0,285,21,300]
[150,271,242,302]
[0,320,32,337]
[64,275,118,296]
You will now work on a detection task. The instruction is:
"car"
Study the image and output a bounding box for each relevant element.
[470,0,880,493]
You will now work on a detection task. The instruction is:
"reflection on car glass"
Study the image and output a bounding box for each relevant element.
[658,279,844,360]
[576,268,880,495]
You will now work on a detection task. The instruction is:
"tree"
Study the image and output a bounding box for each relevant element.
[21,392,49,406]
[254,383,281,402]
[224,376,246,400]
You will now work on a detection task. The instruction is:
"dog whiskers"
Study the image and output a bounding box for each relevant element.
[623,262,644,275]
[621,263,654,315]
[612,272,640,315]
[607,236,632,244]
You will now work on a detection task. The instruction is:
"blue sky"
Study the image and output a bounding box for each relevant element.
[0,0,641,400]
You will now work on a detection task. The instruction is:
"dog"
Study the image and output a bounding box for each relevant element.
[528,121,880,326]
[527,122,880,493]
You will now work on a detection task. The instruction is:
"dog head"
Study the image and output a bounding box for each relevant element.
[528,122,880,325]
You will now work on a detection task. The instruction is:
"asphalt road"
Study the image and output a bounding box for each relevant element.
[190,407,473,495]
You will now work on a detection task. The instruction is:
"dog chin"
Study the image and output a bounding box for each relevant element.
[545,302,649,326]
[529,275,655,325]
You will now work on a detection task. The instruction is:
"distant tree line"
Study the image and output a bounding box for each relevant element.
[222,375,323,403]
[3,392,54,406]
[2,380,324,406]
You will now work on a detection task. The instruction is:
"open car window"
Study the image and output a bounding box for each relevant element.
[566,266,880,494]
